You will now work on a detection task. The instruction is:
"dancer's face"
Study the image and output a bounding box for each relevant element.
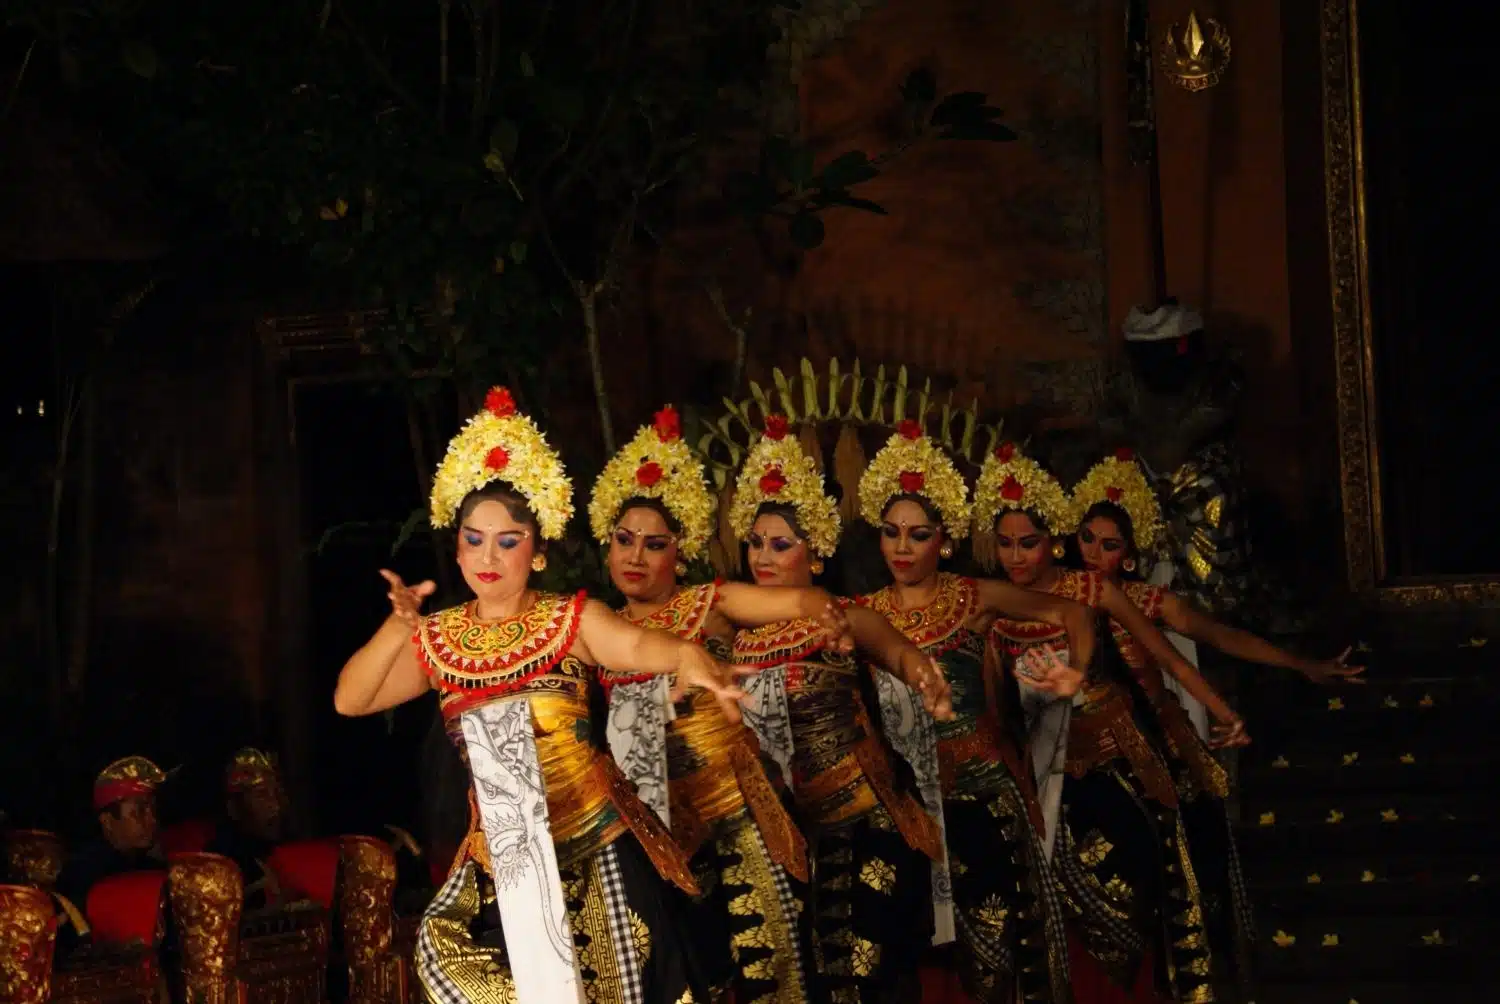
[1078,514,1129,578]
[608,506,679,603]
[456,500,536,602]
[747,513,812,587]
[879,498,943,587]
[995,512,1050,587]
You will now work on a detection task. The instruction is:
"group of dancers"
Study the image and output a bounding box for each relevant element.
[333,386,1360,1004]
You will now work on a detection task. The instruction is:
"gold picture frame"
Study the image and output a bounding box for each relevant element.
[1321,0,1500,607]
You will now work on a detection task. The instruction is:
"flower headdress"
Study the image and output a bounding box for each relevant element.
[1071,448,1163,552]
[857,419,973,539]
[428,387,574,539]
[971,441,1078,538]
[727,414,842,558]
[589,406,715,561]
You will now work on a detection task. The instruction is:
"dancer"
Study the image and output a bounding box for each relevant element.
[976,442,1241,1004]
[724,414,962,1004]
[333,388,747,1004]
[853,420,1090,1003]
[1070,450,1360,986]
[590,405,838,1003]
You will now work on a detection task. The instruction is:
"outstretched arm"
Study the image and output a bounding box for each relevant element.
[1160,593,1364,684]
[844,606,954,720]
[975,578,1096,672]
[714,583,854,652]
[334,570,433,716]
[1097,579,1248,746]
[574,599,748,720]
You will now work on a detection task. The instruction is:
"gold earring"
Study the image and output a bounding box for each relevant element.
[810,559,825,576]
[531,554,547,572]
[939,543,954,559]
[674,561,688,577]
[1122,557,1137,573]
[1051,541,1066,559]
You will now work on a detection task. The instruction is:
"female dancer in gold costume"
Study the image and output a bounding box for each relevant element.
[852,420,1091,1003]
[723,414,955,1004]
[975,442,1242,1004]
[589,405,840,1002]
[334,388,747,1004]
[1069,450,1360,987]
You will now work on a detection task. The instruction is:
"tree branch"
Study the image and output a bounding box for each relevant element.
[332,2,433,123]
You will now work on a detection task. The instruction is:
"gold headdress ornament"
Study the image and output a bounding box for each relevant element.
[428,387,574,539]
[589,406,716,561]
[225,747,279,794]
[1072,448,1164,552]
[971,441,1078,539]
[93,756,172,811]
[857,420,972,539]
[697,358,1005,571]
[727,413,842,558]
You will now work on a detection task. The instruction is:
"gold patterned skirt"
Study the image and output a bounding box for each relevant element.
[415,834,713,1004]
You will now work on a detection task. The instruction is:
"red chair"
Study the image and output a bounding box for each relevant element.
[84,872,168,947]
[265,838,340,910]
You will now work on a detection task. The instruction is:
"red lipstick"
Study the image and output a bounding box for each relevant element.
[476,572,500,583]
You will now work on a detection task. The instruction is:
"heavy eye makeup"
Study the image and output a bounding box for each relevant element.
[613,528,673,551]
[998,534,1044,550]
[881,523,936,542]
[1080,527,1124,552]
[461,528,528,550]
[748,533,800,553]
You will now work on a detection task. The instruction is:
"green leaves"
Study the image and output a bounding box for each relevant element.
[931,91,1018,143]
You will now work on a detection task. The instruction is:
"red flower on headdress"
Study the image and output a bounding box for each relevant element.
[764,414,790,441]
[636,461,664,487]
[994,442,1016,463]
[485,387,516,418]
[1000,475,1024,502]
[485,446,510,471]
[1114,447,1135,462]
[899,471,926,494]
[759,466,788,495]
[653,406,681,443]
[897,419,923,441]
[1105,486,1124,502]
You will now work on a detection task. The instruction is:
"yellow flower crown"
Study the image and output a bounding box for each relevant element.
[857,420,973,539]
[589,406,715,561]
[429,387,574,539]
[1072,449,1163,551]
[728,415,842,558]
[971,441,1078,537]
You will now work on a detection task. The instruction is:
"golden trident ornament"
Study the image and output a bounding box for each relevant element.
[1161,11,1231,92]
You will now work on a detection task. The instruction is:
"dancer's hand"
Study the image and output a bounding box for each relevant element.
[1209,713,1251,749]
[379,569,436,626]
[673,644,751,723]
[816,602,856,655]
[1302,646,1366,685]
[907,655,954,722]
[1017,647,1084,699]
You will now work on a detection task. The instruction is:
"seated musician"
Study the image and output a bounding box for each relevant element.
[207,747,286,908]
[56,757,168,909]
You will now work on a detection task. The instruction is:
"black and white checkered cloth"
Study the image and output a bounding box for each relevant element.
[415,861,479,1004]
[595,845,645,1004]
